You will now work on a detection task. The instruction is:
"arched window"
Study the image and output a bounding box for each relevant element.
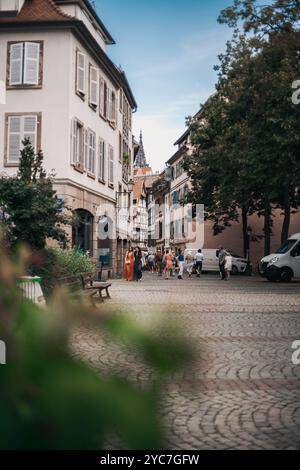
[72,209,93,256]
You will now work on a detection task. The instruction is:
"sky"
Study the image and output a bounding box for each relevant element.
[95,0,234,171]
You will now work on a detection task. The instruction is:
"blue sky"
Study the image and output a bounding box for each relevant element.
[95,0,233,170]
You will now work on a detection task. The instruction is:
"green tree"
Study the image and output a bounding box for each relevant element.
[0,139,71,250]
[185,1,300,256]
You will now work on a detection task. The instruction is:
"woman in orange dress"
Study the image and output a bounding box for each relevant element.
[124,248,134,281]
[165,250,173,280]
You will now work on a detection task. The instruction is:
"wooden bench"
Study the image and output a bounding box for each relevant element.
[80,272,112,303]
[55,273,99,306]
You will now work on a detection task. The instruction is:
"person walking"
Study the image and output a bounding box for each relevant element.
[185,252,194,279]
[134,247,143,282]
[218,246,226,280]
[155,249,163,276]
[124,247,134,281]
[194,249,204,277]
[148,252,155,273]
[224,250,233,281]
[164,250,173,280]
[177,249,184,280]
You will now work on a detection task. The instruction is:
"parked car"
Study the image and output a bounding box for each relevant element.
[184,249,248,274]
[259,233,300,282]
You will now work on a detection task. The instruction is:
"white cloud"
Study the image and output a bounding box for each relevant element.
[133,114,183,172]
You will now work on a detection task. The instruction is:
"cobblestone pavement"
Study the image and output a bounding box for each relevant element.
[72,273,300,450]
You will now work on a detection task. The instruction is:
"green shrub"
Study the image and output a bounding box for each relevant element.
[31,247,95,298]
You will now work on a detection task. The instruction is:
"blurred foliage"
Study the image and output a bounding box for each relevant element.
[0,238,193,450]
[29,247,96,298]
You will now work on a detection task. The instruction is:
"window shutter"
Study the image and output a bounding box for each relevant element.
[99,78,105,116]
[109,146,114,185]
[104,82,108,118]
[89,131,95,173]
[99,139,105,181]
[71,119,77,164]
[24,42,40,85]
[7,116,22,162]
[9,43,23,86]
[89,66,98,106]
[23,115,37,149]
[76,51,85,95]
[84,129,88,169]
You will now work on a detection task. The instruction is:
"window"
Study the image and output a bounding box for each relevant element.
[71,118,84,168]
[98,138,105,182]
[8,41,43,87]
[84,129,96,174]
[5,113,41,165]
[76,50,86,97]
[108,145,114,187]
[119,133,122,163]
[89,65,98,108]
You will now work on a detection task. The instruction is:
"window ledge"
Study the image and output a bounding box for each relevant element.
[7,84,42,90]
[4,162,19,167]
[72,164,84,174]
[76,90,86,102]
[87,172,96,180]
[98,178,106,185]
[89,103,98,112]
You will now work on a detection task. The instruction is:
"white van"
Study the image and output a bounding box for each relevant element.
[259,233,300,282]
[184,249,248,274]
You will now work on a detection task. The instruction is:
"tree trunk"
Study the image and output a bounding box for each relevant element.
[281,186,291,244]
[242,205,248,259]
[264,194,271,256]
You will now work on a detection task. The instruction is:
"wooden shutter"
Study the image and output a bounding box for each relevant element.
[71,119,77,164]
[99,139,105,181]
[89,131,95,173]
[23,115,37,149]
[104,82,108,118]
[76,51,85,95]
[7,116,22,162]
[99,78,104,116]
[84,129,88,169]
[89,66,98,106]
[24,42,40,85]
[109,145,114,186]
[9,43,23,86]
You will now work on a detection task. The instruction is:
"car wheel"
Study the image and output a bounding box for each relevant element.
[279,267,293,283]
[232,265,238,275]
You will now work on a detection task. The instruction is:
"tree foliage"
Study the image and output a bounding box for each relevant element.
[184,0,300,256]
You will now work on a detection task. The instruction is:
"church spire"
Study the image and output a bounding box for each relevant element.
[134,130,149,168]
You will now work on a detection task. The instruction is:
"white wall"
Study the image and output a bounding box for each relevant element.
[0,30,71,177]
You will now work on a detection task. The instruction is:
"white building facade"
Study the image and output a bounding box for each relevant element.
[0,0,137,278]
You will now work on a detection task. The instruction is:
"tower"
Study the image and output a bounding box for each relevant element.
[134,130,149,168]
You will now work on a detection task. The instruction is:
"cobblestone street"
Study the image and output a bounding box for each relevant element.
[73,274,300,450]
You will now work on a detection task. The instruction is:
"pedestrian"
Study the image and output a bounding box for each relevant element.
[134,247,143,282]
[224,250,233,281]
[177,249,184,280]
[155,249,163,276]
[185,252,194,279]
[148,252,155,273]
[164,249,173,280]
[172,251,178,277]
[194,249,204,277]
[124,247,134,281]
[218,246,226,280]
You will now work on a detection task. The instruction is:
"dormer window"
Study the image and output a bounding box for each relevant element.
[7,41,43,88]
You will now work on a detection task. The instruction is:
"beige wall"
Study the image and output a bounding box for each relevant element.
[204,209,300,268]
